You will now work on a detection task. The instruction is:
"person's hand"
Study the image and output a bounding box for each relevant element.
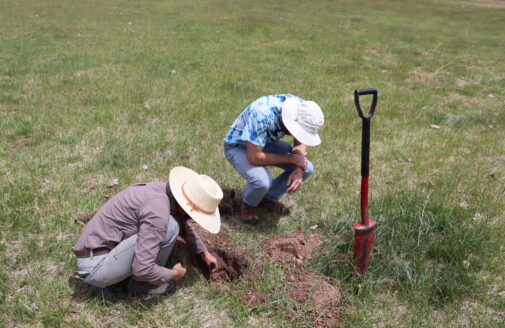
[202,251,218,273]
[171,263,186,280]
[287,168,304,193]
[291,153,307,171]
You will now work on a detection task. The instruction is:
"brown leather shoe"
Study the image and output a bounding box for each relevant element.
[241,203,259,225]
[260,198,291,215]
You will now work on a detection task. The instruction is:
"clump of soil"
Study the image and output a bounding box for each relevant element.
[196,248,248,282]
[184,223,249,283]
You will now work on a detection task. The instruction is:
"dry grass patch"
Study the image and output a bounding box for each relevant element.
[457,0,505,9]
[445,92,491,107]
[406,67,442,86]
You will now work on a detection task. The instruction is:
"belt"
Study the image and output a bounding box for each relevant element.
[73,247,110,258]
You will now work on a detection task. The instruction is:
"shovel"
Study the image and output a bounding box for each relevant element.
[352,88,378,275]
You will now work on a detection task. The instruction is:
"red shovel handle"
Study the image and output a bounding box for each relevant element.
[361,177,369,226]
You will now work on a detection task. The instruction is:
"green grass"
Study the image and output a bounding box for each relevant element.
[1,0,504,326]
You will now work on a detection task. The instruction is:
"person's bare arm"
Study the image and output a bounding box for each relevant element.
[292,138,308,157]
[287,138,308,193]
[246,142,306,170]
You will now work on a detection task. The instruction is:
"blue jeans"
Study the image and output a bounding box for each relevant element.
[76,216,180,288]
[224,141,314,207]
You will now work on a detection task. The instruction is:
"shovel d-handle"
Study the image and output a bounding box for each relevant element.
[354,88,378,120]
[354,88,377,179]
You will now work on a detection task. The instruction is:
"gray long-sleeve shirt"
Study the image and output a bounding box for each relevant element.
[73,182,207,284]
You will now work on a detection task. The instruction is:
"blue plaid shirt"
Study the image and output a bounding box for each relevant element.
[224,94,303,147]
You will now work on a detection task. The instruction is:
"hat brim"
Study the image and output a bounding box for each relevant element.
[282,98,321,146]
[169,166,221,234]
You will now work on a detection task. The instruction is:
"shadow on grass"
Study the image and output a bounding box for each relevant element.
[218,188,283,234]
[313,189,496,306]
[221,210,283,234]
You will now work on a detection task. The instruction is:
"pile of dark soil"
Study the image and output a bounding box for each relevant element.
[185,224,249,283]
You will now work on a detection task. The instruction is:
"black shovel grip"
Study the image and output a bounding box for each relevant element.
[354,88,378,119]
[354,88,378,178]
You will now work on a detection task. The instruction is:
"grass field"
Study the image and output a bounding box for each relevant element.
[1,0,504,326]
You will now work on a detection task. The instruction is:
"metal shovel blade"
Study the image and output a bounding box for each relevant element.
[353,219,377,274]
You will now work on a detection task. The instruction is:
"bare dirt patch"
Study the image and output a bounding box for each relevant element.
[14,136,32,146]
[262,233,344,327]
[174,225,343,326]
[285,268,342,327]
[446,92,488,107]
[455,77,471,88]
[262,232,324,265]
[407,68,440,86]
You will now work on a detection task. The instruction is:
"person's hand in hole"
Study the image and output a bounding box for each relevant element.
[202,251,218,273]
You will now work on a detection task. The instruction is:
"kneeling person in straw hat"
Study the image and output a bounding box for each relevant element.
[72,167,223,298]
[224,94,324,224]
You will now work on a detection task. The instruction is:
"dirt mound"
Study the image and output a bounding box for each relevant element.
[262,232,323,266]
[262,232,343,327]
[286,268,342,327]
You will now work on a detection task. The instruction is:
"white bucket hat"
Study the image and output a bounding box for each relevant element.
[169,166,223,234]
[282,98,324,146]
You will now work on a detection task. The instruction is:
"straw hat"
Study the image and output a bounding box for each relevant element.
[282,98,324,146]
[169,166,223,234]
